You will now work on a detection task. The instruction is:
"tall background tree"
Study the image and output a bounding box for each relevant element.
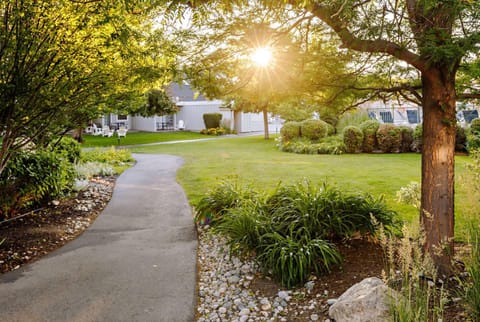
[177,0,480,273]
[0,0,180,174]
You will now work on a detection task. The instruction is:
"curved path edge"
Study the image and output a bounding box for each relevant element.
[0,154,197,322]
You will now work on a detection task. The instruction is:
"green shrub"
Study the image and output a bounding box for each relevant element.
[456,125,467,152]
[399,126,414,153]
[194,179,257,226]
[50,136,81,163]
[301,119,329,141]
[203,113,222,129]
[280,121,302,142]
[81,147,134,165]
[342,126,364,153]
[214,200,268,255]
[360,120,380,153]
[0,150,75,218]
[325,123,335,136]
[377,124,402,153]
[317,135,346,155]
[257,233,341,288]
[471,118,480,135]
[278,137,319,154]
[412,124,423,152]
[265,180,397,240]
[463,232,480,320]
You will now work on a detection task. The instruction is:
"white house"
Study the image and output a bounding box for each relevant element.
[96,82,273,133]
[359,100,423,127]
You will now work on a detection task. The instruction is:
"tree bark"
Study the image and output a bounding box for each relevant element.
[420,68,456,275]
[262,105,269,140]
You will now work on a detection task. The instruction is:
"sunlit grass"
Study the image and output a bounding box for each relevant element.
[81,131,206,147]
[130,135,473,240]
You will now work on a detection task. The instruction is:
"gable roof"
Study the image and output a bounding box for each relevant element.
[167,82,207,102]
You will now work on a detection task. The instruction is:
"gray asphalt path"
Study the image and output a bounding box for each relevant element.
[0,154,197,322]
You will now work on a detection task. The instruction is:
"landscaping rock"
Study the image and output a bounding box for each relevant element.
[328,277,398,322]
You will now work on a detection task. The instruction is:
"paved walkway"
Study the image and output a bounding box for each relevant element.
[0,154,197,322]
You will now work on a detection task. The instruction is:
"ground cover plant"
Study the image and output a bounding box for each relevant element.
[81,131,205,147]
[196,179,398,288]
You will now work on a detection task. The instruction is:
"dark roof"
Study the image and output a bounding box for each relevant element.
[167,82,207,102]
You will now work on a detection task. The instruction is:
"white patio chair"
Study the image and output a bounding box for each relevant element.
[102,126,114,137]
[117,126,127,138]
[178,120,185,130]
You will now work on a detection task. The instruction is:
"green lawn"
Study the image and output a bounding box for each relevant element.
[130,135,475,240]
[81,131,207,147]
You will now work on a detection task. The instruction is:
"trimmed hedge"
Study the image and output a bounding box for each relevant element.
[280,121,302,141]
[301,119,329,141]
[398,126,414,153]
[342,126,363,153]
[203,113,223,129]
[377,124,402,153]
[359,120,380,153]
[412,124,423,152]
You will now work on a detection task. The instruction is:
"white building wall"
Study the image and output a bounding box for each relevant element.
[176,100,228,131]
[132,116,156,132]
[238,112,264,132]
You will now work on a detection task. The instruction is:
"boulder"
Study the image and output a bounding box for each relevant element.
[328,277,399,322]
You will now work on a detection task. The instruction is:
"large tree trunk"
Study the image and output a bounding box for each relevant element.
[262,106,270,140]
[420,68,456,275]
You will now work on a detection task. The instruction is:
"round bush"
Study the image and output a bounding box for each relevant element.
[50,136,81,163]
[455,125,467,152]
[342,126,364,153]
[325,123,335,136]
[398,126,414,153]
[377,124,402,153]
[301,119,329,141]
[280,122,302,142]
[470,118,480,135]
[412,124,423,153]
[203,113,222,129]
[359,120,380,153]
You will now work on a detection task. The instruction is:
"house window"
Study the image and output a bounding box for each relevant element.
[379,111,393,123]
[406,110,419,124]
[117,114,127,120]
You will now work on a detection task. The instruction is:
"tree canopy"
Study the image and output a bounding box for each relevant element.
[0,0,181,173]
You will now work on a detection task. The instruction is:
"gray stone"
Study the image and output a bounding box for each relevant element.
[329,277,399,322]
[326,299,337,306]
[239,308,250,316]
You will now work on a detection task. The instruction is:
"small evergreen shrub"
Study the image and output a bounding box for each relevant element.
[471,118,480,135]
[342,126,364,153]
[360,120,380,152]
[301,119,328,141]
[325,123,335,136]
[50,136,81,163]
[0,150,75,218]
[280,121,302,142]
[412,124,423,152]
[456,125,467,152]
[377,124,402,153]
[399,126,414,153]
[203,113,222,129]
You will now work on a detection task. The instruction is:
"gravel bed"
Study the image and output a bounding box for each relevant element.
[196,226,332,322]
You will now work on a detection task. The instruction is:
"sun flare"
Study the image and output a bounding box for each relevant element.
[251,47,273,67]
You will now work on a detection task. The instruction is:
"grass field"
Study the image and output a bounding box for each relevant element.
[130,135,475,239]
[81,131,207,147]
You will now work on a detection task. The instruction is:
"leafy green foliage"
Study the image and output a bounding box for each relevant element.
[399,126,414,153]
[50,136,81,164]
[257,233,341,288]
[198,178,397,287]
[194,179,257,225]
[336,110,370,134]
[412,125,423,153]
[301,119,329,141]
[0,150,75,218]
[456,125,467,153]
[203,113,223,129]
[278,136,345,155]
[137,89,178,117]
[360,120,380,153]
[81,148,134,166]
[470,118,480,135]
[463,232,480,321]
[342,126,364,153]
[468,119,480,151]
[377,124,402,153]
[280,121,302,141]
